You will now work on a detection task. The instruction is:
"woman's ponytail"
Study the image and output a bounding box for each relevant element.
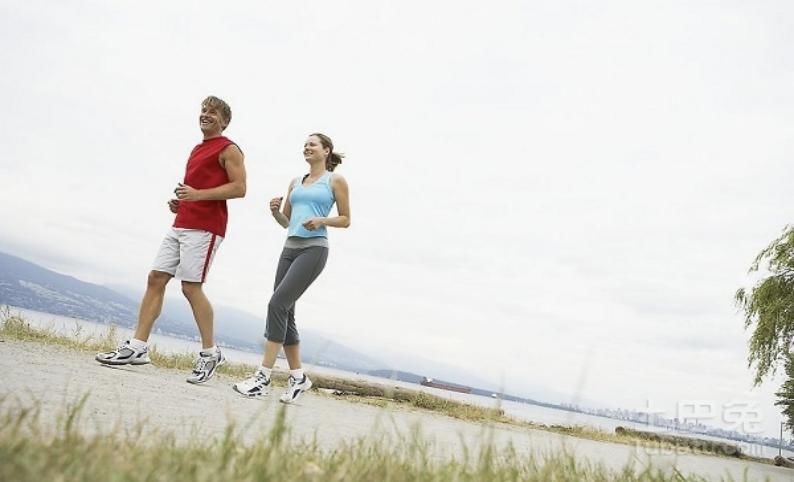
[311,132,344,172]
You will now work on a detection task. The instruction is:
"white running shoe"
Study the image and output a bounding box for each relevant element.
[279,374,312,404]
[232,368,271,398]
[95,340,151,366]
[186,348,225,384]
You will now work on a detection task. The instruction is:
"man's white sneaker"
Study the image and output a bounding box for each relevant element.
[186,348,225,384]
[95,340,151,366]
[232,369,271,397]
[279,374,312,404]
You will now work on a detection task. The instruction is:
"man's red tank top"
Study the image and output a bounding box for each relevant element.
[173,136,235,237]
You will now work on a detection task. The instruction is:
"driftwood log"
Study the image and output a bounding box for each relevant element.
[774,455,794,468]
[615,426,742,457]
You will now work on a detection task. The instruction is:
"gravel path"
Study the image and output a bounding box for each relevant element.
[0,339,789,481]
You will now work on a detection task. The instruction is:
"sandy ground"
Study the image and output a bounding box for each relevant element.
[0,339,790,481]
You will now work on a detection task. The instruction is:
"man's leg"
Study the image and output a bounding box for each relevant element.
[181,281,214,349]
[175,228,222,350]
[175,229,224,384]
[96,231,178,366]
[183,280,225,384]
[133,270,172,341]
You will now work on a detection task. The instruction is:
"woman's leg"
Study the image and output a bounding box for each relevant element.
[284,344,302,369]
[262,246,328,369]
[260,248,295,366]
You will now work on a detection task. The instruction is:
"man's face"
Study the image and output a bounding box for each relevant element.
[199,103,226,135]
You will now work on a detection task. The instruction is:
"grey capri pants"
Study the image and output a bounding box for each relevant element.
[264,245,329,345]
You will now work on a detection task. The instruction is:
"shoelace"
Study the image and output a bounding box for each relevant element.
[193,357,209,373]
[193,351,221,373]
[107,342,130,355]
[255,371,270,385]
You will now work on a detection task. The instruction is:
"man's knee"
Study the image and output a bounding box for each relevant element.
[181,281,203,299]
[147,271,171,290]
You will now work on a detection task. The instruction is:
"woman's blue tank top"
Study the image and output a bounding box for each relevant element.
[287,171,336,238]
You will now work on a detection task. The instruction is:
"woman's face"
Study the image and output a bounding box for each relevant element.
[303,135,329,164]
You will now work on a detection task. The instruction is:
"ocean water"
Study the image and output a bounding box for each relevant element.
[5,306,793,460]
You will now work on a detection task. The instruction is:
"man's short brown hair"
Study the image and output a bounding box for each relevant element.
[202,95,232,130]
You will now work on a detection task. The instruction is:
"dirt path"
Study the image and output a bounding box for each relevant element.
[0,339,789,481]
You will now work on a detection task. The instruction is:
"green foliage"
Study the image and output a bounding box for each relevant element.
[736,225,794,385]
[775,354,794,432]
[736,225,794,433]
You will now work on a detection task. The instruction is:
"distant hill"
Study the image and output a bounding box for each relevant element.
[0,251,385,372]
[0,251,138,324]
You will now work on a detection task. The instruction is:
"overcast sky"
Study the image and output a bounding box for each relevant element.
[2,0,793,437]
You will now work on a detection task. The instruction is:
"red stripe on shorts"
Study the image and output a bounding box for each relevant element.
[200,234,217,283]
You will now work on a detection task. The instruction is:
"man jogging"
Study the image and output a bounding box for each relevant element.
[96,95,246,384]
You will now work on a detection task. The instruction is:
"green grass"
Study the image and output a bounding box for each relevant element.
[0,395,728,482]
[0,307,773,465]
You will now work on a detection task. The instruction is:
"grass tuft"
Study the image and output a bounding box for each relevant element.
[0,396,725,482]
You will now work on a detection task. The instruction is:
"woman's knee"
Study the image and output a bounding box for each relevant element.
[264,323,287,344]
[265,296,292,343]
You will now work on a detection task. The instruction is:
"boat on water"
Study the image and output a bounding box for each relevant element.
[420,376,472,394]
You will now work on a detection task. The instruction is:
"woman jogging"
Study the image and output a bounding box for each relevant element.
[233,133,350,403]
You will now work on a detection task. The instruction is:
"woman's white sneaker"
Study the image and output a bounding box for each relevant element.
[279,374,312,404]
[233,369,271,397]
